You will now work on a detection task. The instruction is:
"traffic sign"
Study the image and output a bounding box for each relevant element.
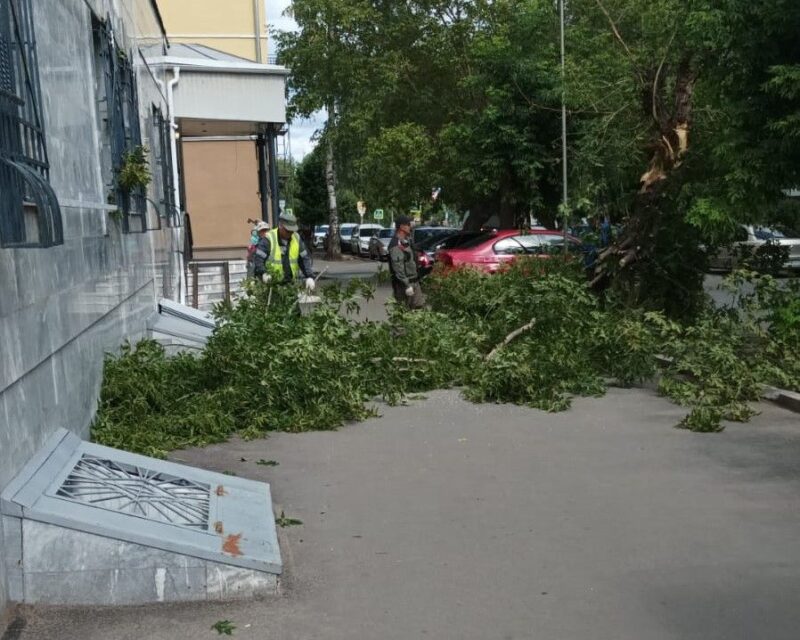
[284,208,293,216]
[373,209,384,220]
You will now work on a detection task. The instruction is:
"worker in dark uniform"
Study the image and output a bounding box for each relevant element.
[388,215,423,309]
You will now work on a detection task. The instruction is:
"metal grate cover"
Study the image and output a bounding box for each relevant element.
[1,429,281,574]
[56,455,210,529]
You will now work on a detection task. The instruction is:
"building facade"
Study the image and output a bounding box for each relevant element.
[157,0,268,63]
[0,0,180,621]
[156,0,287,261]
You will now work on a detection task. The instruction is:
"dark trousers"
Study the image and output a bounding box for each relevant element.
[392,280,424,309]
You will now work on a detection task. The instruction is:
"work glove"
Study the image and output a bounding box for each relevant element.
[405,285,415,297]
[261,273,272,284]
[305,277,316,292]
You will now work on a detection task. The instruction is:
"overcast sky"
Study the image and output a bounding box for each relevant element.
[266,0,324,160]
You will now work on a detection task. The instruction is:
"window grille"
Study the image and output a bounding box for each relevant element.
[0,0,62,248]
[152,105,179,227]
[94,17,146,233]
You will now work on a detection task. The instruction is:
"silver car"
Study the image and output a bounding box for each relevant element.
[368,228,395,260]
[350,224,384,256]
[313,224,329,249]
[708,225,800,272]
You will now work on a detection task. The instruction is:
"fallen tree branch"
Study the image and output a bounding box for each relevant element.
[486,320,537,360]
[370,357,435,364]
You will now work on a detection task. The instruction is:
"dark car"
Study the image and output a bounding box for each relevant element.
[414,229,463,276]
[413,226,456,247]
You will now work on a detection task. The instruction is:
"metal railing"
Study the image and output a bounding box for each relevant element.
[186,260,249,310]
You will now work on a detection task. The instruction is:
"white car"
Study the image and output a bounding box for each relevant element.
[313,225,329,249]
[338,223,358,252]
[709,225,800,272]
[350,224,384,256]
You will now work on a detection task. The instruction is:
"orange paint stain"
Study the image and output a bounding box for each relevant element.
[222,533,243,557]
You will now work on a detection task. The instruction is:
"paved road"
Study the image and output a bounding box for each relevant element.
[314,254,795,311]
[18,389,800,640]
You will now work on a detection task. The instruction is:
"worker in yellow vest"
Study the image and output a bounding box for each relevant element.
[253,212,316,292]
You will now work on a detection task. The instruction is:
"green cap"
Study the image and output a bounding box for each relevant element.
[279,211,298,232]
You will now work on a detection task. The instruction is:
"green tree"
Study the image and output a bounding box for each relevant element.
[358,122,435,212]
[294,146,328,226]
[563,0,800,315]
[276,0,377,258]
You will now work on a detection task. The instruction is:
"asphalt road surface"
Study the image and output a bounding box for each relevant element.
[17,388,800,640]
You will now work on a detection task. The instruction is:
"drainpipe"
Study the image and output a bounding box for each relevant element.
[167,67,181,214]
[167,67,187,305]
[159,67,187,304]
[252,0,263,62]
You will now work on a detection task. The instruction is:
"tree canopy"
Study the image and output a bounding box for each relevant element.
[278,0,800,311]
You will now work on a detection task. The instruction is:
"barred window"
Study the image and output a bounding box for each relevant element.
[0,0,62,248]
[93,16,146,233]
[152,105,179,227]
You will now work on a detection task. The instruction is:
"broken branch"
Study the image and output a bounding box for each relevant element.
[486,320,537,360]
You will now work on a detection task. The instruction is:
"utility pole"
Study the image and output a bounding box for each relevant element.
[560,0,568,245]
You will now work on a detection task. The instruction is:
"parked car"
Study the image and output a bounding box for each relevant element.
[369,228,395,260]
[413,226,457,247]
[708,224,800,272]
[350,224,384,256]
[414,229,463,276]
[436,229,581,273]
[337,223,357,253]
[313,225,329,249]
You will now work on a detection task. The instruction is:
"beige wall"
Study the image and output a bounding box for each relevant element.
[158,0,267,61]
[183,139,262,256]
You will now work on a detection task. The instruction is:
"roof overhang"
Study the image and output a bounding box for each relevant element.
[147,54,289,133]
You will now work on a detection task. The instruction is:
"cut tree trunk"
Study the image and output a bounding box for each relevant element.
[592,56,697,289]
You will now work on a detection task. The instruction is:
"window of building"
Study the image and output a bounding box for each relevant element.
[152,105,179,227]
[92,16,146,233]
[0,0,62,248]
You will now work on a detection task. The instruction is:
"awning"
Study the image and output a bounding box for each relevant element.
[146,44,288,135]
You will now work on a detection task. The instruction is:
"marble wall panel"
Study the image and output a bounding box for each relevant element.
[0,0,176,619]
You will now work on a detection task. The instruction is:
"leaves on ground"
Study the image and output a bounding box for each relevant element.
[276,510,304,528]
[211,620,236,635]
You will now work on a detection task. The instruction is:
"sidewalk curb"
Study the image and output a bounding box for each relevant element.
[762,386,800,414]
[655,354,800,415]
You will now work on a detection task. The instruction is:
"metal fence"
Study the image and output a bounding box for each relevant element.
[0,0,62,248]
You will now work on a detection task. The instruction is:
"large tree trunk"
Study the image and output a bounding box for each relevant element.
[463,172,524,231]
[592,56,696,289]
[324,123,341,260]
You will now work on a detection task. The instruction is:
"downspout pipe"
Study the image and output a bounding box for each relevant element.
[158,67,187,304]
[167,67,181,215]
[167,67,187,305]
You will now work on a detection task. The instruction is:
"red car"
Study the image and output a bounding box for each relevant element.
[436,229,581,273]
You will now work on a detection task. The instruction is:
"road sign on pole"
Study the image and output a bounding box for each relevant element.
[373,209,384,220]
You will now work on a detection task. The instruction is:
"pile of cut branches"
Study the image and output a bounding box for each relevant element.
[92,262,799,456]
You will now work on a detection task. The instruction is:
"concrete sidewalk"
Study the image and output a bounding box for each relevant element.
[15,388,800,640]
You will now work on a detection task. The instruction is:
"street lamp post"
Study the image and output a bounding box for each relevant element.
[560,0,568,246]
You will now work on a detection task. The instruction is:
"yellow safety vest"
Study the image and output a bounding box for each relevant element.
[267,228,300,279]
